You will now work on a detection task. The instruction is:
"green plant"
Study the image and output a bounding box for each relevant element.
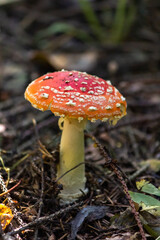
[77,0,105,41]
[36,0,137,48]
[109,0,136,43]
[35,22,93,49]
[129,179,160,239]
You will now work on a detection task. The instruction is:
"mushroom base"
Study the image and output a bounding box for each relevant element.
[57,117,87,204]
[59,188,88,205]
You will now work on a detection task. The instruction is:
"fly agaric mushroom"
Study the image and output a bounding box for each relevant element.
[25,70,127,204]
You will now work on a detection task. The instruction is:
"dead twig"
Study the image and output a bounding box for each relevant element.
[129,164,150,181]
[6,202,83,237]
[0,180,21,197]
[86,133,147,240]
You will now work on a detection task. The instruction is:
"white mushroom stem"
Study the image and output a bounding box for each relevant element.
[57,117,88,204]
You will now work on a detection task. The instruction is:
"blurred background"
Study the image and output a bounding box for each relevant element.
[0,0,160,95]
[0,0,160,239]
[0,0,160,152]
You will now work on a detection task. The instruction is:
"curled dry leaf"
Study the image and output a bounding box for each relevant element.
[49,51,98,72]
[31,51,98,72]
[70,206,107,240]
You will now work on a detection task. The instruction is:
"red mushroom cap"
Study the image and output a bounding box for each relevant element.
[25,70,127,123]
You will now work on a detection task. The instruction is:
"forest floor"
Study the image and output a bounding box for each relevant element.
[0,1,160,239]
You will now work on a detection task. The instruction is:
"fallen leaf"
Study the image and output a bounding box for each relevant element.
[0,204,13,230]
[70,205,107,240]
[31,50,98,72]
[49,51,98,72]
[111,208,136,230]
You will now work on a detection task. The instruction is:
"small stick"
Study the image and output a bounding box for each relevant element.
[0,180,21,197]
[129,164,149,181]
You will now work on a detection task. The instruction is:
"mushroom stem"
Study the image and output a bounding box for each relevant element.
[57,117,87,204]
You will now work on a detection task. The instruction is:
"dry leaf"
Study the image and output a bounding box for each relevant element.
[49,51,98,72]
[0,204,13,230]
[70,206,107,240]
[141,159,160,172]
